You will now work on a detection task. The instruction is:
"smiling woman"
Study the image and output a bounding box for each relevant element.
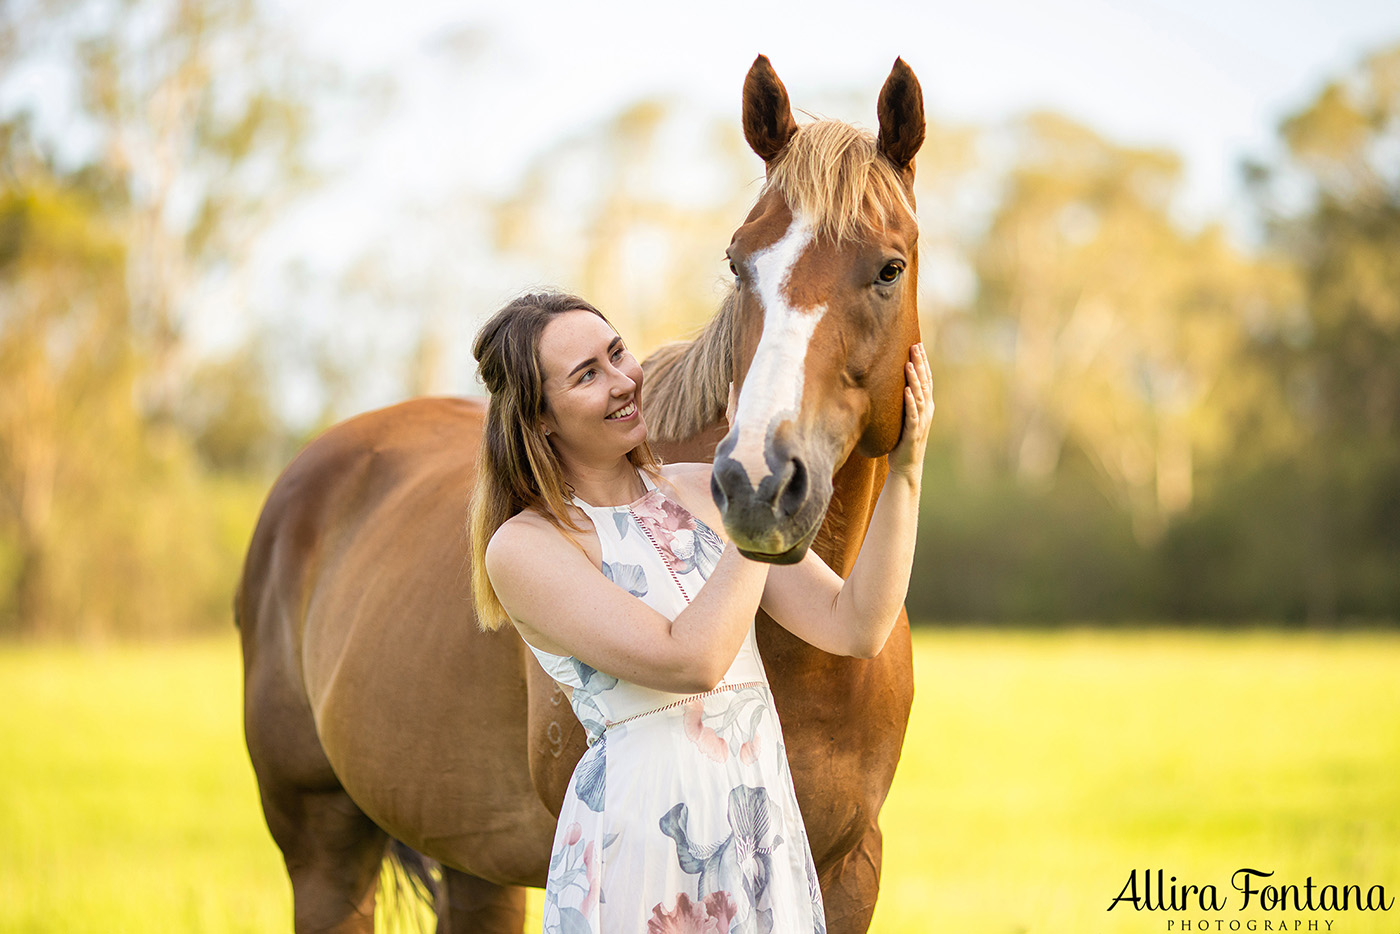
[467,292,664,632]
[466,261,932,932]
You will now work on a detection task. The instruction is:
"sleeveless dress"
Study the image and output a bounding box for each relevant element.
[524,477,827,934]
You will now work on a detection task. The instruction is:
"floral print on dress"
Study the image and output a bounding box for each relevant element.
[660,785,784,934]
[683,684,768,764]
[602,560,648,598]
[569,659,619,745]
[631,492,724,578]
[648,891,739,934]
[544,819,618,934]
[572,735,607,812]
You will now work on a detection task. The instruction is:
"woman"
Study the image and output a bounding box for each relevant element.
[469,291,931,934]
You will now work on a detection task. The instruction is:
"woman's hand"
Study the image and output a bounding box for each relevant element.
[756,343,932,659]
[889,342,934,479]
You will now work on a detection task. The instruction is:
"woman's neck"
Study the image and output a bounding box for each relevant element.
[562,456,646,507]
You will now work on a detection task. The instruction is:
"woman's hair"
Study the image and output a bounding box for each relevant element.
[468,290,660,631]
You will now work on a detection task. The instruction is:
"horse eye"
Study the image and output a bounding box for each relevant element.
[729,260,739,278]
[878,261,904,284]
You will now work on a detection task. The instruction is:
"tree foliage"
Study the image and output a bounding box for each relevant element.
[2,18,1398,636]
[0,0,317,638]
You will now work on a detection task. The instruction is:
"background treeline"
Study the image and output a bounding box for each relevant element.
[1,1,1396,639]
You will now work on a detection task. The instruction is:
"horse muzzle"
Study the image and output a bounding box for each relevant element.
[710,435,833,565]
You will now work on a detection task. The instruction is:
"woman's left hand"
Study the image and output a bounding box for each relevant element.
[889,342,934,479]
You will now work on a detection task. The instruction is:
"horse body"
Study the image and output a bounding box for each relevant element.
[240,56,924,933]
[240,398,554,930]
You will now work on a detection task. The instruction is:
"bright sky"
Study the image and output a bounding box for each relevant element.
[279,0,1400,228]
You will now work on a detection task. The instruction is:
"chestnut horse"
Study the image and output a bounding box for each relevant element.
[237,55,924,933]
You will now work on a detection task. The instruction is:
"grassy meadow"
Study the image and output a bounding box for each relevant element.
[2,629,1398,933]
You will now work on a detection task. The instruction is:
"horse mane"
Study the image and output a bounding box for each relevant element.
[764,119,915,243]
[641,287,737,444]
[641,119,913,443]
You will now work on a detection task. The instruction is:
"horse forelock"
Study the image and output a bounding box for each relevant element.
[763,120,916,244]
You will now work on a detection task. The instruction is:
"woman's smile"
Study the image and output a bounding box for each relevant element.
[606,400,638,421]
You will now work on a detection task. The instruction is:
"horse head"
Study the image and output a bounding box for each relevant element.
[712,55,925,563]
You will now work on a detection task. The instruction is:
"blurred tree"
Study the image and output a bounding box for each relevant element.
[963,113,1279,543]
[0,135,274,639]
[2,0,322,421]
[0,0,330,638]
[0,143,130,635]
[1239,42,1400,621]
[489,98,762,354]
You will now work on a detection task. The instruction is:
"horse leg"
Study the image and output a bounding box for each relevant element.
[435,868,526,933]
[244,635,391,932]
[819,822,884,934]
[265,784,389,933]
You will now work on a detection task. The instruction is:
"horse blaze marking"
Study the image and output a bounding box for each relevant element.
[730,213,826,488]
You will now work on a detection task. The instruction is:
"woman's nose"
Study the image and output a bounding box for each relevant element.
[609,367,636,394]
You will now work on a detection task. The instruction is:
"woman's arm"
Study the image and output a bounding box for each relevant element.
[757,342,934,658]
[486,514,770,694]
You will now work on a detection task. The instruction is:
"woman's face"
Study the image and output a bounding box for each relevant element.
[538,309,647,465]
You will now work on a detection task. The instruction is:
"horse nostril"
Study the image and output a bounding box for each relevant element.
[710,470,728,512]
[712,456,750,513]
[777,457,808,518]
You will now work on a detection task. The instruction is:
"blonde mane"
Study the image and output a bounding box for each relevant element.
[764,120,915,243]
[641,288,737,444]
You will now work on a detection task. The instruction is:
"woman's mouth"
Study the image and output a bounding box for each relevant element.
[605,400,637,421]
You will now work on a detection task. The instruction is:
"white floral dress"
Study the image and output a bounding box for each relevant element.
[524,477,826,934]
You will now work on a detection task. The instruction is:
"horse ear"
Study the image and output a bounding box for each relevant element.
[876,57,925,177]
[743,55,798,165]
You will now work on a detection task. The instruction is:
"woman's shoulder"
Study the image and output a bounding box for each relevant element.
[658,461,712,493]
[656,462,709,503]
[494,506,553,538]
[491,508,577,555]
[486,510,550,568]
[488,506,601,572]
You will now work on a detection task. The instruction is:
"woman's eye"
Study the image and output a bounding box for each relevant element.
[878,261,904,284]
[579,369,595,383]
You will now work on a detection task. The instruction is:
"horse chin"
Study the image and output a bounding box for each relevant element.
[736,539,812,566]
[722,503,825,566]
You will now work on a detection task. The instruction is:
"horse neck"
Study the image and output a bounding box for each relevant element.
[811,452,888,577]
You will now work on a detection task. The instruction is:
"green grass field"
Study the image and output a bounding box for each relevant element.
[2,629,1398,933]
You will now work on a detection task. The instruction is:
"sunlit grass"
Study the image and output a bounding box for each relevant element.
[2,629,1398,933]
[874,628,1400,934]
[0,639,286,933]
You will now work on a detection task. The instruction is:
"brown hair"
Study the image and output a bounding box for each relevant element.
[468,291,660,631]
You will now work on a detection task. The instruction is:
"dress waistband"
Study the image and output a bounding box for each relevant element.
[603,680,766,730]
